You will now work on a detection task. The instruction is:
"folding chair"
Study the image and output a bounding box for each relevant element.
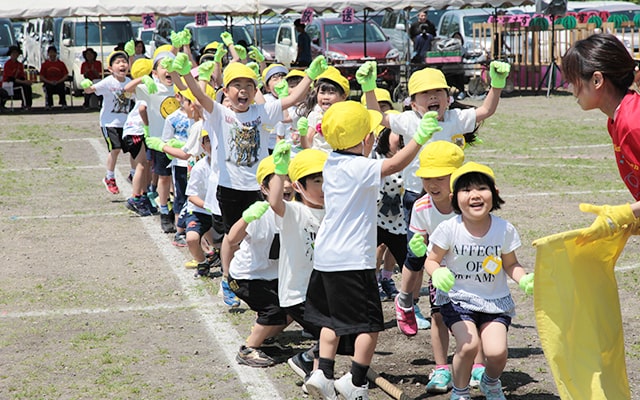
[1,82,26,110]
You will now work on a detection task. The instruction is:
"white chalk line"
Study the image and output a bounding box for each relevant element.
[472,143,611,153]
[0,302,191,318]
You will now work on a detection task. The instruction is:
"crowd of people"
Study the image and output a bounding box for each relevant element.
[78,27,640,400]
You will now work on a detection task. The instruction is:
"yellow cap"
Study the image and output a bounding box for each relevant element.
[450,162,495,191]
[360,88,393,107]
[288,149,328,182]
[201,129,209,139]
[223,62,258,88]
[153,44,173,60]
[286,69,306,80]
[130,58,153,79]
[416,141,465,178]
[408,67,449,96]
[203,41,219,53]
[322,101,382,150]
[316,66,350,96]
[261,63,288,85]
[256,155,276,185]
[107,51,128,66]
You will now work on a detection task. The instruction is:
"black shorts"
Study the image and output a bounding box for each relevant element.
[216,185,263,234]
[185,211,213,237]
[377,227,407,268]
[150,149,172,176]
[211,214,224,245]
[304,269,384,337]
[282,302,321,340]
[440,301,512,331]
[227,277,288,326]
[404,244,426,272]
[101,126,123,151]
[121,134,144,159]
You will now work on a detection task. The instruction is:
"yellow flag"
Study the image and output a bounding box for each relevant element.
[533,227,632,400]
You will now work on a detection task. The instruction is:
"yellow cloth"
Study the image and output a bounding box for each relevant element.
[533,227,633,400]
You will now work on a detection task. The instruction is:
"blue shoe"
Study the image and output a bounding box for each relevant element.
[220,279,240,307]
[470,366,486,388]
[414,304,431,329]
[380,278,399,300]
[479,376,506,400]
[426,368,452,393]
[146,191,159,208]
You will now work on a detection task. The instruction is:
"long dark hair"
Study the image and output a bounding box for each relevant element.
[451,172,505,214]
[296,79,345,118]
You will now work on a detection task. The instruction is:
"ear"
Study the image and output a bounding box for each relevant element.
[449,193,454,202]
[292,181,303,194]
[593,71,604,88]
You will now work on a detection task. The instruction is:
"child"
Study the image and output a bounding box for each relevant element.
[81,51,134,195]
[296,66,350,152]
[303,101,440,400]
[423,162,534,400]
[80,48,103,109]
[225,156,291,367]
[261,63,289,153]
[39,46,68,110]
[561,33,640,242]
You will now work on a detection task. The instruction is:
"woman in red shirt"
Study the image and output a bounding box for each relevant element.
[40,46,69,110]
[80,48,103,109]
[2,46,33,109]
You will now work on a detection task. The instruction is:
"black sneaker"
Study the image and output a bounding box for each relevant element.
[236,345,275,367]
[160,213,176,233]
[140,194,158,215]
[206,248,222,269]
[287,351,314,379]
[380,278,399,300]
[125,197,151,217]
[194,260,211,278]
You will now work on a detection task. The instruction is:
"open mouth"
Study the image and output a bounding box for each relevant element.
[283,191,293,201]
[427,102,440,112]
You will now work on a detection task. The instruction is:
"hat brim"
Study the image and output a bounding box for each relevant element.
[416,166,457,178]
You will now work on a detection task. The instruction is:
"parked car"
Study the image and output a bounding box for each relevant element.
[244,21,279,62]
[0,18,16,70]
[184,20,254,61]
[152,15,196,48]
[22,18,61,69]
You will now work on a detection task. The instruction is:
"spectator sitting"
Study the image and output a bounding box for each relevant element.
[81,48,103,109]
[1,45,33,110]
[40,46,69,110]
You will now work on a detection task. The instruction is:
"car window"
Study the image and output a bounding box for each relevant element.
[439,14,451,36]
[462,15,491,38]
[277,26,291,42]
[257,25,278,45]
[74,21,132,46]
[0,22,13,46]
[306,24,320,42]
[324,22,386,43]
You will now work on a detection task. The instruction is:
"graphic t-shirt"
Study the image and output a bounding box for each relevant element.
[93,75,133,127]
[135,81,177,138]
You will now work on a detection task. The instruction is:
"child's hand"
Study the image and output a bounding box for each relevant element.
[408,233,427,257]
[80,79,93,89]
[356,61,377,92]
[198,61,215,82]
[489,61,511,89]
[519,273,534,295]
[273,140,291,175]
[170,30,181,48]
[160,57,175,73]
[180,28,192,46]
[213,46,227,63]
[124,39,135,56]
[172,53,192,76]
[145,136,165,152]
[413,111,442,145]
[305,55,328,80]
[248,46,265,62]
[166,138,185,149]
[141,75,157,94]
[220,32,234,47]
[242,201,269,223]
[234,45,247,60]
[246,62,261,84]
[576,203,636,245]
[297,117,309,137]
[432,267,455,292]
[274,80,289,99]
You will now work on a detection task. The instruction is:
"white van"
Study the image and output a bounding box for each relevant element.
[22,18,60,69]
[59,16,133,94]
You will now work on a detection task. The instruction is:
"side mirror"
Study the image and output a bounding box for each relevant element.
[62,38,72,46]
[395,23,406,31]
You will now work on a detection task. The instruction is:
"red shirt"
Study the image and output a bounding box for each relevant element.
[40,59,69,83]
[2,59,25,82]
[608,91,640,200]
[81,60,103,81]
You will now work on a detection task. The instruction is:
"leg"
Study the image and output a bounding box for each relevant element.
[44,83,54,108]
[131,147,147,196]
[106,149,121,174]
[450,320,480,390]
[479,321,508,379]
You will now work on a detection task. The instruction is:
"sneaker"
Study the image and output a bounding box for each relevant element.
[479,377,506,400]
[450,394,470,400]
[414,304,431,330]
[394,295,417,336]
[380,278,399,300]
[125,197,151,217]
[140,194,157,215]
[160,213,176,233]
[220,279,240,307]
[126,173,133,184]
[102,177,119,194]
[194,260,211,278]
[172,232,187,247]
[426,368,453,394]
[184,259,199,269]
[146,191,159,208]
[378,282,389,302]
[206,248,222,268]
[470,365,485,388]
[235,345,275,367]
[305,370,337,400]
[335,373,369,400]
[287,352,314,379]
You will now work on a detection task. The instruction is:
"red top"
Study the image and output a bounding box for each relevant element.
[40,59,69,83]
[81,60,103,81]
[2,59,25,82]
[608,91,640,200]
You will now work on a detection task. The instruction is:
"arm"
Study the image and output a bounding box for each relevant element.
[188,195,205,209]
[124,77,144,93]
[424,244,447,276]
[474,86,502,122]
[280,55,327,110]
[269,140,291,217]
[183,65,214,113]
[225,217,249,248]
[502,251,527,284]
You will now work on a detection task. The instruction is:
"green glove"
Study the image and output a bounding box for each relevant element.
[242,201,269,223]
[160,57,175,73]
[246,62,260,79]
[124,39,135,56]
[141,75,157,94]
[273,140,291,175]
[172,53,192,76]
[519,273,534,295]
[408,233,427,257]
[489,60,511,89]
[142,125,149,138]
[234,45,247,60]
[432,267,455,292]
[356,61,377,92]
[166,138,185,149]
[297,117,308,136]
[413,111,442,145]
[213,46,227,63]
[145,136,165,152]
[576,203,637,245]
[220,31,234,47]
[170,30,182,48]
[198,61,215,82]
[80,78,93,89]
[305,55,328,80]
[274,80,289,99]
[181,28,192,46]
[248,45,265,62]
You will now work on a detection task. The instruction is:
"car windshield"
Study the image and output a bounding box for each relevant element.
[74,22,132,46]
[323,22,387,44]
[0,22,13,46]
[256,25,278,45]
[192,26,252,47]
[463,15,492,37]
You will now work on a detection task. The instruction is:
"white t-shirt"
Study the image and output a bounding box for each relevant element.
[276,201,325,307]
[205,100,283,191]
[389,108,476,193]
[229,208,279,280]
[135,81,177,138]
[201,118,222,216]
[409,193,454,236]
[375,152,405,235]
[93,75,133,127]
[186,156,212,215]
[308,105,332,153]
[429,215,521,315]
[314,153,383,272]
[162,109,193,168]
[263,93,284,150]
[122,100,146,137]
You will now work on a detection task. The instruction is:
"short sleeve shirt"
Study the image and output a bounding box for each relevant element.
[186,156,212,215]
[93,75,133,127]
[135,81,178,137]
[229,209,279,280]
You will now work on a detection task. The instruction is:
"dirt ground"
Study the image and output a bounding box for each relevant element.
[1,88,639,400]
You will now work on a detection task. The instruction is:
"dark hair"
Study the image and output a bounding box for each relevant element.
[451,172,505,214]
[8,45,21,55]
[47,46,57,53]
[297,80,343,117]
[135,40,146,54]
[294,172,322,202]
[375,128,404,157]
[562,33,636,97]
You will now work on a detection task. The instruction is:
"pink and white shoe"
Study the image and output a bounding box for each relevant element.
[394,295,417,336]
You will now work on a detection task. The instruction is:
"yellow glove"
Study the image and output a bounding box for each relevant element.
[576,203,637,245]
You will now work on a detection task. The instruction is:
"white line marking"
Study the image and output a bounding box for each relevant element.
[473,143,611,153]
[6,165,103,172]
[8,212,128,220]
[0,303,191,318]
[502,189,627,198]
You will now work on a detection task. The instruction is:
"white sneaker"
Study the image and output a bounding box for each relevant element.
[335,373,369,400]
[306,370,337,400]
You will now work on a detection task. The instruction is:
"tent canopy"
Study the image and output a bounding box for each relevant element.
[5,0,534,19]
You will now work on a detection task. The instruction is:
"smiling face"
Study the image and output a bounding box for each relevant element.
[223,77,257,113]
[412,88,449,120]
[316,83,346,111]
[422,176,453,212]
[454,181,493,224]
